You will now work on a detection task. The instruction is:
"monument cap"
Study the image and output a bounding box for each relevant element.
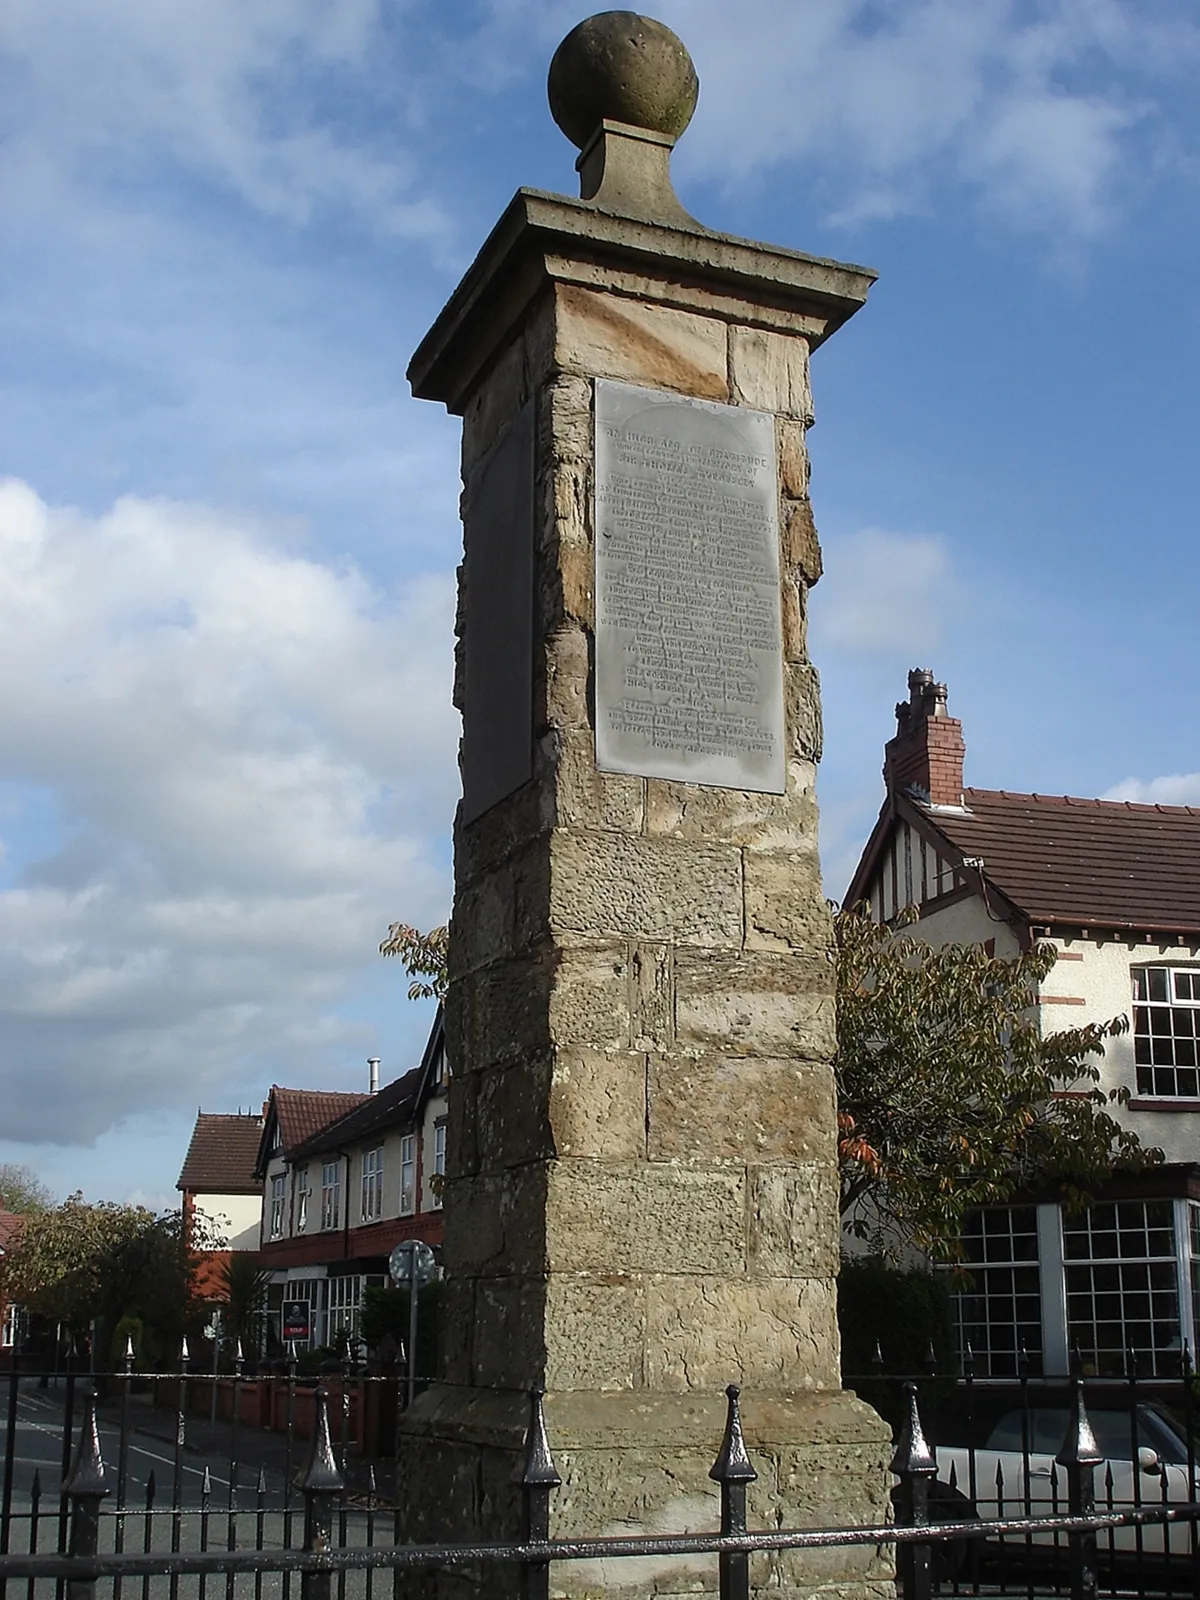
[548,11,699,150]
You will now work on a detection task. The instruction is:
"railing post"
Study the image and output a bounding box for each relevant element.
[518,1387,561,1600]
[64,1389,109,1600]
[1,1350,18,1561]
[1055,1377,1102,1600]
[891,1382,937,1600]
[301,1386,345,1600]
[709,1384,757,1600]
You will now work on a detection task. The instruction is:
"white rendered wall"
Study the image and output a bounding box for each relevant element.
[911,893,1024,957]
[194,1192,261,1251]
[1044,934,1200,1165]
[913,892,1200,1166]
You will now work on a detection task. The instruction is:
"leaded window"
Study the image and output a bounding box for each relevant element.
[1064,1200,1180,1377]
[954,1206,1043,1377]
[1133,966,1200,1098]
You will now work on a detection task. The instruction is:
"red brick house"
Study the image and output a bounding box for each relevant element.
[0,1208,25,1359]
[176,1111,269,1299]
[254,1013,448,1351]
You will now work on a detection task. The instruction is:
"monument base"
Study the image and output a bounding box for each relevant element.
[396,1384,893,1599]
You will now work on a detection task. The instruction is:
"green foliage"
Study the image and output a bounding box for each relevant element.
[379,923,448,1001]
[838,1255,960,1437]
[0,1195,204,1357]
[109,1315,145,1370]
[360,1281,441,1377]
[835,904,1161,1260]
[216,1252,270,1355]
[838,1254,956,1376]
[0,1163,53,1214]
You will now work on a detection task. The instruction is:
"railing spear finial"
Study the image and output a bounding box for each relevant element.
[709,1384,757,1487]
[709,1385,756,1600]
[520,1386,562,1490]
[301,1387,345,1600]
[891,1383,937,1600]
[64,1389,109,1502]
[519,1387,560,1600]
[65,1388,109,1595]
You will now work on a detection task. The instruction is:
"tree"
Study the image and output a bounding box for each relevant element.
[834,904,1160,1261]
[216,1251,270,1357]
[380,922,448,1000]
[0,1195,206,1360]
[0,1163,53,1214]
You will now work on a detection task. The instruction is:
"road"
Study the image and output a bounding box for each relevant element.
[1,1382,401,1600]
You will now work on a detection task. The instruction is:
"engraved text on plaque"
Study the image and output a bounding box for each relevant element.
[595,379,785,792]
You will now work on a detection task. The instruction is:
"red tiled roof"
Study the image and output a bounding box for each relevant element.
[291,1068,424,1160]
[273,1089,370,1154]
[177,1113,265,1195]
[923,788,1200,934]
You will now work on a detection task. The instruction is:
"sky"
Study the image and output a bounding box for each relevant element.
[1,0,1199,1209]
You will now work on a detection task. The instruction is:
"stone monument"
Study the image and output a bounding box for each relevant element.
[400,12,892,1596]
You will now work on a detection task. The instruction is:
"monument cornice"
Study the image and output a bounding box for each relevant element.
[408,186,877,412]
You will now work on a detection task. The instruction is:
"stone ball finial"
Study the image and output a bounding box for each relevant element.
[548,12,699,150]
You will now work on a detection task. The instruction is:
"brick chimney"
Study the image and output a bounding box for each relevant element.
[884,668,965,807]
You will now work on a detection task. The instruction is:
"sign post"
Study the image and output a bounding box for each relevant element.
[388,1241,437,1408]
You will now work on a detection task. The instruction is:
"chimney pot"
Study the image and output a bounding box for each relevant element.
[884,668,965,807]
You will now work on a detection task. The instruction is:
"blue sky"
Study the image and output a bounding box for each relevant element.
[1,0,1198,1209]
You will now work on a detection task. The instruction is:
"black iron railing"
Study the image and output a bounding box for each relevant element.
[2,1345,1198,1600]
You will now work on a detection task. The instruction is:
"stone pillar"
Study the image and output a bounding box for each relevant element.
[399,14,891,1597]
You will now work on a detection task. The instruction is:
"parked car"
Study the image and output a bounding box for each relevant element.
[927,1382,1198,1580]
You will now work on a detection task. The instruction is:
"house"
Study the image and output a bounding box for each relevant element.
[845,668,1200,1380]
[177,1110,267,1301]
[0,1208,25,1359]
[254,1011,449,1352]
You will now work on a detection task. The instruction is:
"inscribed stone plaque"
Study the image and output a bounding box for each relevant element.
[461,401,534,824]
[595,379,785,793]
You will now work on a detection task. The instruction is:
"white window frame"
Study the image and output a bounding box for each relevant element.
[321,1160,341,1232]
[326,1275,371,1348]
[1132,964,1200,1099]
[399,1134,417,1217]
[432,1121,446,1210]
[295,1167,310,1233]
[951,1204,1044,1377]
[361,1147,383,1221]
[1063,1198,1180,1377]
[269,1173,286,1239]
[2,1301,22,1348]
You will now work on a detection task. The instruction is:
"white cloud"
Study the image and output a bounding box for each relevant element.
[812,527,954,654]
[5,0,1196,250]
[668,0,1176,237]
[0,479,457,1144]
[1103,774,1200,806]
[482,0,1196,239]
[0,0,448,241]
